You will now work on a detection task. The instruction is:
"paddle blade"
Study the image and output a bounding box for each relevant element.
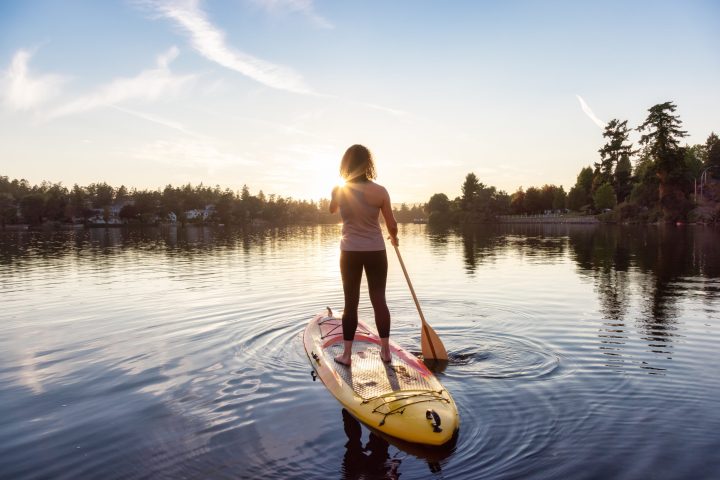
[421,322,448,361]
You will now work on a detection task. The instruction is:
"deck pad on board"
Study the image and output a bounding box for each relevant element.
[327,342,441,399]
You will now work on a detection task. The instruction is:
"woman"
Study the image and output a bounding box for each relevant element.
[330,144,399,366]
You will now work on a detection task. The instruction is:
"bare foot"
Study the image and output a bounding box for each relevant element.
[334,354,351,366]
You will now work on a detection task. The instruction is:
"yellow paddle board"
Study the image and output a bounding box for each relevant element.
[303,309,459,446]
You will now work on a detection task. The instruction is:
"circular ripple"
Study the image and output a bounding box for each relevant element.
[442,332,561,380]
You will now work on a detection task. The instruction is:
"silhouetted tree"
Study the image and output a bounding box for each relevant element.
[637,102,689,220]
[523,187,543,214]
[461,173,480,210]
[0,192,17,227]
[510,188,525,214]
[596,119,637,192]
[706,132,720,169]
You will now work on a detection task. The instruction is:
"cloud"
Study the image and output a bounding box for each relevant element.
[109,104,204,138]
[146,0,311,94]
[45,46,195,119]
[133,138,258,169]
[251,0,334,29]
[575,94,606,129]
[0,49,67,111]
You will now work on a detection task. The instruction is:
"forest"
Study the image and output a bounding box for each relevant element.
[426,101,720,224]
[0,177,426,228]
[2,101,718,229]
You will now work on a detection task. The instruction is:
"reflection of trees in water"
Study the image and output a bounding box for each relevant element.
[426,223,452,254]
[567,225,720,372]
[0,225,346,269]
[459,225,504,274]
[455,224,575,274]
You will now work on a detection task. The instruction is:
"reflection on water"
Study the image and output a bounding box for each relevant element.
[1,224,719,479]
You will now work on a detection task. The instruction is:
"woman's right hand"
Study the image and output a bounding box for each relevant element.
[388,235,399,247]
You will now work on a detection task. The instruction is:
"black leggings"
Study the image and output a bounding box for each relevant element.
[340,250,390,341]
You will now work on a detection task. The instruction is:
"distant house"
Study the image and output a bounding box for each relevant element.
[185,209,203,220]
[184,204,216,222]
[89,208,105,224]
[167,212,177,223]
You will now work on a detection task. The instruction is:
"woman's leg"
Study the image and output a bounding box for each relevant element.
[336,250,363,365]
[365,250,391,362]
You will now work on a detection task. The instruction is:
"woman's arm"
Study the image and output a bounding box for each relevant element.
[380,187,399,246]
[329,186,339,214]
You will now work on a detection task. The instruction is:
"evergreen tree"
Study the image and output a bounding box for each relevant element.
[461,173,480,210]
[706,132,720,169]
[637,101,687,175]
[596,119,636,188]
[637,101,690,220]
[615,155,633,203]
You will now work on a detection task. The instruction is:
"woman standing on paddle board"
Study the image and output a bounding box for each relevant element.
[330,144,399,366]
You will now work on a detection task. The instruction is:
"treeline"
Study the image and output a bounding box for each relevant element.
[426,101,720,224]
[0,177,429,227]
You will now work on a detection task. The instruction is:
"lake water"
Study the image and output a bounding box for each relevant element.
[1,224,719,480]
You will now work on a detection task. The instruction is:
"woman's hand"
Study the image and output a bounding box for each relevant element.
[388,235,399,247]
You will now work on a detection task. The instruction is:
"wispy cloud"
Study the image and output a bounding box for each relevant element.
[0,49,67,111]
[46,46,195,119]
[133,138,258,169]
[109,104,204,138]
[251,0,334,29]
[146,0,311,94]
[575,94,606,129]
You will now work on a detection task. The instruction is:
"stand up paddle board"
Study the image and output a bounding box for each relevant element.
[303,308,459,446]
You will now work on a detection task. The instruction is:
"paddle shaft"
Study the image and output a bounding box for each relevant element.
[392,245,439,359]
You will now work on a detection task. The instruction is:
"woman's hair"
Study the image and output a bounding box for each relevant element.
[339,144,377,182]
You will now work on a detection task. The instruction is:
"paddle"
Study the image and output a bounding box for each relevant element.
[392,244,448,362]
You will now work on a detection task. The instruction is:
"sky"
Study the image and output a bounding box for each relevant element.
[1,0,718,203]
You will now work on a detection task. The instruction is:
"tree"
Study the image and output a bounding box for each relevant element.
[577,166,594,194]
[706,132,720,169]
[637,101,689,220]
[43,183,68,222]
[87,182,115,208]
[567,166,593,210]
[523,187,543,214]
[552,186,567,210]
[596,119,636,190]
[593,183,617,210]
[567,186,587,211]
[20,193,45,225]
[116,185,129,202]
[119,204,139,222]
[637,102,687,174]
[460,173,481,211]
[0,192,17,227]
[615,155,633,203]
[684,145,705,181]
[510,188,526,214]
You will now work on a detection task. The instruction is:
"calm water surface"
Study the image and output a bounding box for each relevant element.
[1,224,719,479]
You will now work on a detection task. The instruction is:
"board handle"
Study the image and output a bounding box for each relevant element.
[426,409,442,432]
